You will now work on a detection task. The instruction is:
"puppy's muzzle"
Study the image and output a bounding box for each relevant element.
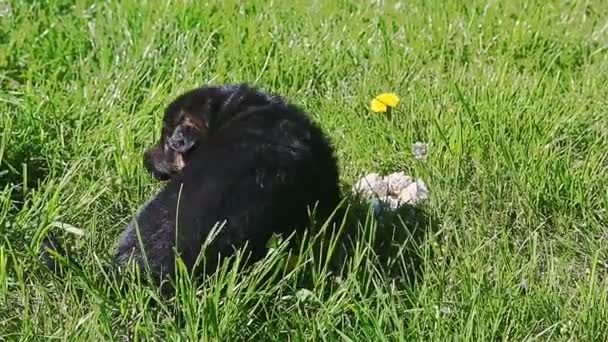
[144,144,186,181]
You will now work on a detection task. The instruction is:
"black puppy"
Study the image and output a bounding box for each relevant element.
[115,84,342,282]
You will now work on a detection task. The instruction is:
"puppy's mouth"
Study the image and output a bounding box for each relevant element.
[174,153,186,169]
[144,144,188,181]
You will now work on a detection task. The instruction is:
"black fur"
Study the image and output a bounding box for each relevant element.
[116,84,342,282]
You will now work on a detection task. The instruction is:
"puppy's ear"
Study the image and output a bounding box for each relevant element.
[168,113,208,153]
[218,84,249,116]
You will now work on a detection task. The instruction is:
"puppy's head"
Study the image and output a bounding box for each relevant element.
[144,106,209,181]
[144,84,282,180]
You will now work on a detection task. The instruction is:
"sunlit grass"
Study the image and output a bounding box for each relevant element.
[1,0,608,339]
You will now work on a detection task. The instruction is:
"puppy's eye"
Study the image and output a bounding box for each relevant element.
[168,126,195,153]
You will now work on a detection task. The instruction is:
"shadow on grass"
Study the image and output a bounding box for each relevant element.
[0,115,50,206]
[347,197,435,282]
[25,192,439,339]
[34,192,438,288]
[0,151,49,200]
[293,194,438,295]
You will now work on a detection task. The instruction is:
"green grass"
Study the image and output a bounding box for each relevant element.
[1,0,608,339]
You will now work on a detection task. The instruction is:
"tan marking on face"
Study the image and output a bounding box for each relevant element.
[174,153,186,171]
[181,111,207,130]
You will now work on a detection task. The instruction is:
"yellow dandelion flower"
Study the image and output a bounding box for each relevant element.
[370,92,400,113]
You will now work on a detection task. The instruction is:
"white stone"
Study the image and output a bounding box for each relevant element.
[385,171,413,195]
[353,173,388,197]
[398,182,418,204]
[353,171,429,212]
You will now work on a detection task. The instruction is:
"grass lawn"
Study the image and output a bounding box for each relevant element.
[1,0,608,340]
